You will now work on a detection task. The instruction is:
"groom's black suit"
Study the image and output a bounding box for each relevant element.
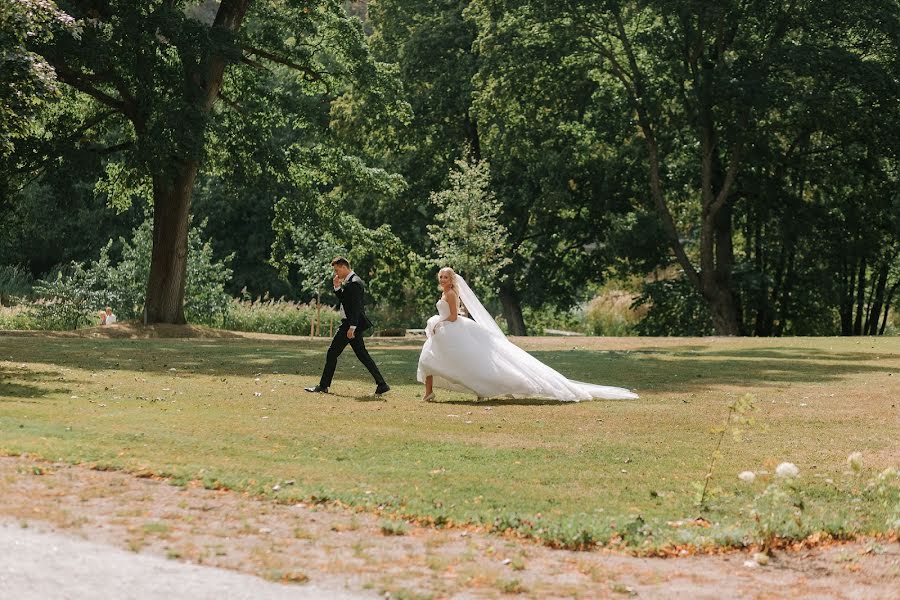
[317,273,386,389]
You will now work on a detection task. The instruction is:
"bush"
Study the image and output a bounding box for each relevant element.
[26,213,232,329]
[0,265,33,306]
[634,274,715,336]
[94,215,232,325]
[520,305,584,336]
[224,296,342,337]
[0,305,40,330]
[31,262,103,330]
[583,287,647,336]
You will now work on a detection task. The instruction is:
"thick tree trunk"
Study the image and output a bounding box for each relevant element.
[704,285,742,335]
[145,163,198,324]
[141,0,250,324]
[499,281,527,336]
[699,204,742,336]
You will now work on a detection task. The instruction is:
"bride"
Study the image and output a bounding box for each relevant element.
[416,267,639,402]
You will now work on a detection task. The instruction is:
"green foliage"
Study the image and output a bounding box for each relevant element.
[31,262,102,330]
[28,213,232,329]
[0,0,73,158]
[0,305,39,330]
[271,193,431,329]
[427,156,511,295]
[5,0,898,337]
[583,287,647,337]
[519,305,584,336]
[86,214,232,326]
[751,483,808,552]
[698,394,756,510]
[0,265,33,306]
[224,296,341,337]
[633,276,715,337]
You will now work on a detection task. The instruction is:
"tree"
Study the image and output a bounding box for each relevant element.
[25,0,391,323]
[548,0,899,334]
[427,156,510,299]
[0,0,72,160]
[345,0,642,334]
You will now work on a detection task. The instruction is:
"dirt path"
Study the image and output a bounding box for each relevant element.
[0,522,368,599]
[1,456,897,599]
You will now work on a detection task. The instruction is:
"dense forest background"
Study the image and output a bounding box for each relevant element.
[1,0,898,336]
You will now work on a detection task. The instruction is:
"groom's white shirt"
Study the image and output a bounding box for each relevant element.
[334,271,358,330]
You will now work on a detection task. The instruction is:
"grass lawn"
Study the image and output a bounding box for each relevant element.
[1,331,897,551]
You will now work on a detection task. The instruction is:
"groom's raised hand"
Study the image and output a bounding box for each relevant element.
[333,274,342,289]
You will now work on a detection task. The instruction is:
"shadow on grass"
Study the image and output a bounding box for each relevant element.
[672,347,900,362]
[0,365,72,400]
[354,395,388,403]
[438,397,579,407]
[0,337,895,395]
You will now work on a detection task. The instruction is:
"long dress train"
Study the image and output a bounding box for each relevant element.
[416,297,638,402]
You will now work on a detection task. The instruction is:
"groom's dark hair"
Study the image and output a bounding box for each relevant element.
[331,256,350,268]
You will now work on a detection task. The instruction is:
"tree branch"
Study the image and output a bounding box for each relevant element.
[52,65,125,112]
[217,91,245,114]
[83,141,133,154]
[708,145,742,216]
[242,45,334,94]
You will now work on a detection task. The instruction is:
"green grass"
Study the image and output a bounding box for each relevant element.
[0,333,897,551]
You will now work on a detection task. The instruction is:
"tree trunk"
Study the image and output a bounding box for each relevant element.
[699,204,742,336]
[840,256,854,335]
[754,209,773,336]
[775,243,797,336]
[143,0,250,324]
[145,163,198,324]
[865,262,889,335]
[499,281,527,336]
[879,280,898,335]
[853,256,866,335]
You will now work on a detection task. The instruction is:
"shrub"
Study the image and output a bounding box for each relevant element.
[521,305,584,336]
[224,296,341,337]
[95,215,232,325]
[27,213,232,329]
[0,265,33,306]
[31,262,103,330]
[0,304,40,330]
[633,273,715,336]
[583,288,647,336]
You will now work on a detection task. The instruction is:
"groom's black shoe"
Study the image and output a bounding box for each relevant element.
[304,385,328,393]
[374,383,391,396]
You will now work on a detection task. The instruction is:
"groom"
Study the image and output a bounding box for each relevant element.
[305,257,390,396]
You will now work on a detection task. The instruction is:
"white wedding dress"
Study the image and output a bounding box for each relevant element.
[416,277,638,402]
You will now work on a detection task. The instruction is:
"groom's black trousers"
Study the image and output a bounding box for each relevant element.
[319,321,386,388]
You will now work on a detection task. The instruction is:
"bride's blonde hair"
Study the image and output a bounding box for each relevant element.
[438,267,464,312]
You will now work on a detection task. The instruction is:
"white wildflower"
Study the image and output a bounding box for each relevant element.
[775,462,799,478]
[738,471,756,483]
[876,467,898,482]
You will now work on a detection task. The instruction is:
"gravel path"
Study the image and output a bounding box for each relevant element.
[0,522,370,600]
[1,456,897,599]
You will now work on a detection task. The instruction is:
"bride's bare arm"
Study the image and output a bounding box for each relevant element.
[444,291,458,322]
